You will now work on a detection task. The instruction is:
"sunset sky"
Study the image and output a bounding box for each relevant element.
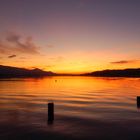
[0,0,140,73]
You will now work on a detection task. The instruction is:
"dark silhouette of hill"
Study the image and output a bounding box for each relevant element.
[83,68,140,77]
[1,65,140,78]
[0,65,55,78]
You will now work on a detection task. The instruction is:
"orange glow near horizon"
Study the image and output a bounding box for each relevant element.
[2,56,140,74]
[0,1,140,74]
[1,49,140,74]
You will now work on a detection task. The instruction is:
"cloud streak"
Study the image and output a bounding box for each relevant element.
[49,56,64,62]
[0,32,40,55]
[46,44,55,48]
[110,60,139,64]
[8,55,17,58]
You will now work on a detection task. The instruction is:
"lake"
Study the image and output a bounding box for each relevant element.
[0,76,140,140]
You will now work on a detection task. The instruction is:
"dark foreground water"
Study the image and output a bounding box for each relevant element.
[0,76,140,140]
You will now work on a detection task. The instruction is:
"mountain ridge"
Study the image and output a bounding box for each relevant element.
[0,65,140,78]
[83,68,140,77]
[0,65,55,78]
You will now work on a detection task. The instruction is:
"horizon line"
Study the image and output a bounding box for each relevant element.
[0,64,140,75]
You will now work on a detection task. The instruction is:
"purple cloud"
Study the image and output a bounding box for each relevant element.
[111,60,139,64]
[8,55,17,58]
[0,32,40,55]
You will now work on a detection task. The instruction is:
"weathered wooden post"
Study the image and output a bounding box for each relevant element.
[137,96,140,108]
[48,102,54,123]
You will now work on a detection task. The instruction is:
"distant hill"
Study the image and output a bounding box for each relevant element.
[83,68,140,77]
[1,65,140,78]
[0,65,55,78]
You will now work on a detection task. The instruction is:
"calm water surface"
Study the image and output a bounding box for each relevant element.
[0,76,140,140]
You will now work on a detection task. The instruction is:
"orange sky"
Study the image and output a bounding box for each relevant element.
[0,0,140,73]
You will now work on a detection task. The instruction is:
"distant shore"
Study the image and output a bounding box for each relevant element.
[82,68,140,78]
[0,65,140,78]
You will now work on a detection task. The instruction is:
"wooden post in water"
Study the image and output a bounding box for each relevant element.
[48,102,54,123]
[137,96,140,108]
